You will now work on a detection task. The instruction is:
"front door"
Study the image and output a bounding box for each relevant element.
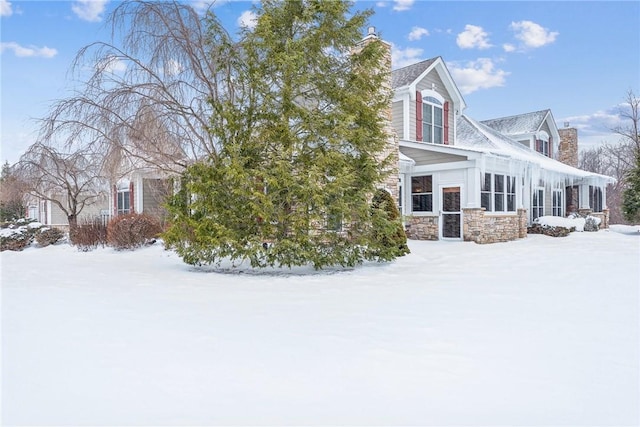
[441,186,462,239]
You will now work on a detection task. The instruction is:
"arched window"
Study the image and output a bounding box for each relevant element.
[416,89,448,144]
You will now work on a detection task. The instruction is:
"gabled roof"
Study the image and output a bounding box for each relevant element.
[480,110,551,136]
[391,58,438,89]
[391,56,467,113]
[457,115,614,183]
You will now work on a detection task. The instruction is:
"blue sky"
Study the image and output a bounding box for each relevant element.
[1,0,639,165]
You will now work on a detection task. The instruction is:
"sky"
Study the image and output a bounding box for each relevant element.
[1,0,639,165]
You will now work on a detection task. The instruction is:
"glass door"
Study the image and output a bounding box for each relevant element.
[441,186,461,239]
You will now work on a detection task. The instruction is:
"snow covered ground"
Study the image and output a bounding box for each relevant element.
[2,226,639,426]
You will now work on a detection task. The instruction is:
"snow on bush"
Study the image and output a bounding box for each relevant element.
[535,215,584,231]
[1,218,63,251]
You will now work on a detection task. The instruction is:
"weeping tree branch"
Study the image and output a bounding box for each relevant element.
[38,0,248,175]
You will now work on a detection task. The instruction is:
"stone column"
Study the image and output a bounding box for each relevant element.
[517,208,528,238]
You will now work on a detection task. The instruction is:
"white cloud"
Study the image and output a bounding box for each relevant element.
[237,10,257,29]
[563,109,624,134]
[375,1,388,7]
[71,0,108,23]
[393,0,414,12]
[408,26,429,41]
[1,0,12,17]
[96,55,127,74]
[509,20,558,49]
[447,58,509,95]
[0,42,57,58]
[503,43,516,53]
[456,24,492,50]
[391,44,424,69]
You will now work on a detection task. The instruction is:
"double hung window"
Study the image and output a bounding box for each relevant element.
[532,188,544,219]
[117,187,131,215]
[589,186,603,212]
[411,175,433,212]
[423,97,443,144]
[552,189,563,216]
[481,173,516,212]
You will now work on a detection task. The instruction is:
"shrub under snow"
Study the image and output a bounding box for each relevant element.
[107,213,162,250]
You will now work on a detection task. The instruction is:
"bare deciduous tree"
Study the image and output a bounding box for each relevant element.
[613,89,640,154]
[16,143,109,228]
[39,0,244,175]
[580,89,640,224]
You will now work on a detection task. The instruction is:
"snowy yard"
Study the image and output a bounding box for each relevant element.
[2,226,639,426]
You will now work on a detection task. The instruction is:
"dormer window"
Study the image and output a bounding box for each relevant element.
[535,131,552,157]
[416,90,449,144]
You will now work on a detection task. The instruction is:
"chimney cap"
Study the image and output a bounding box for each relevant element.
[368,26,376,36]
[564,121,570,128]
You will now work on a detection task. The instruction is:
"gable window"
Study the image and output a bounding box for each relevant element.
[411,175,433,212]
[534,134,553,158]
[481,173,516,213]
[589,186,603,213]
[423,97,443,144]
[416,90,449,144]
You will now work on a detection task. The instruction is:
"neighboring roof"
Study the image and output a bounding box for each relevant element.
[480,110,551,136]
[457,115,615,183]
[391,57,438,89]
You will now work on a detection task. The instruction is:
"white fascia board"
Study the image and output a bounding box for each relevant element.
[399,139,484,160]
[392,86,410,102]
[411,160,476,174]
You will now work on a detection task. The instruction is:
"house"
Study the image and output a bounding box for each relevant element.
[386,50,614,243]
[111,171,172,222]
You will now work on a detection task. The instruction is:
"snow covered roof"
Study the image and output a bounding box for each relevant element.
[457,115,615,184]
[480,110,551,135]
[391,57,438,89]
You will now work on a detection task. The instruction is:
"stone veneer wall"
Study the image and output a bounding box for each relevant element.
[462,208,528,244]
[405,216,439,240]
[558,127,578,168]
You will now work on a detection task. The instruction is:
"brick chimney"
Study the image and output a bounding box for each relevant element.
[558,124,578,168]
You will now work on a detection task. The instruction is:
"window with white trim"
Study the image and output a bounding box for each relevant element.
[481,173,516,213]
[532,187,544,220]
[117,187,131,215]
[535,139,550,157]
[552,189,563,216]
[589,186,603,212]
[411,175,433,212]
[423,97,443,144]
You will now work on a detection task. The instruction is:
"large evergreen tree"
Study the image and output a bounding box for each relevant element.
[164,0,403,269]
[622,155,640,223]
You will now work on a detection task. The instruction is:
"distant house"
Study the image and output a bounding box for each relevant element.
[386,52,614,243]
